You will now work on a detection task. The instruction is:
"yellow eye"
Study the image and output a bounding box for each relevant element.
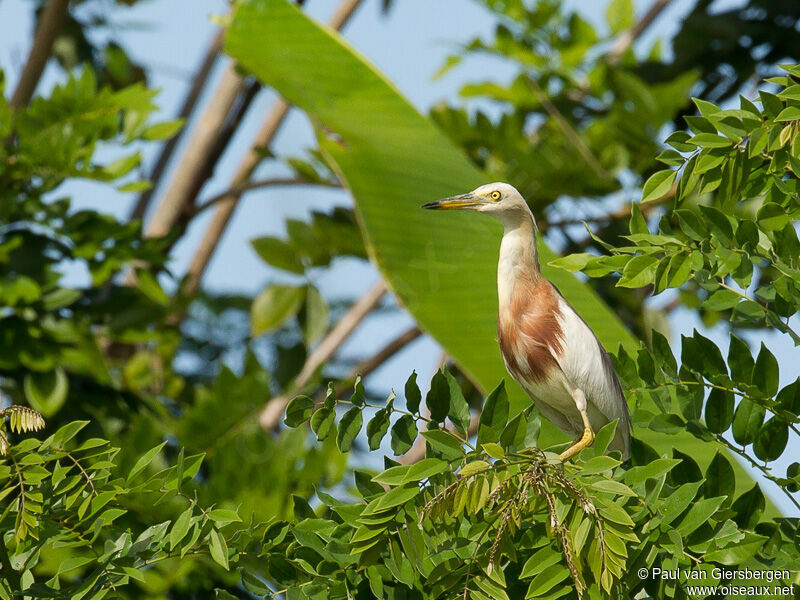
[490,191,501,201]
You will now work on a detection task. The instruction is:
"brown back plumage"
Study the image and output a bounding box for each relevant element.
[497,276,563,383]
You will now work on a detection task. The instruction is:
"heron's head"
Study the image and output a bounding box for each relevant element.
[422,182,528,222]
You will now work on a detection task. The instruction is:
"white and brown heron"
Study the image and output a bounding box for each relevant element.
[423,182,631,461]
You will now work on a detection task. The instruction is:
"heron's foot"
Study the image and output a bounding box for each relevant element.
[558,426,595,462]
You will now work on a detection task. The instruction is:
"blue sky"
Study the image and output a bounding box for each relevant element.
[2,0,797,514]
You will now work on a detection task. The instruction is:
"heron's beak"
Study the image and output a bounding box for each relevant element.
[422,193,484,211]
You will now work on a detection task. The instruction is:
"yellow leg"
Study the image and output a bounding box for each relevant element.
[558,390,595,462]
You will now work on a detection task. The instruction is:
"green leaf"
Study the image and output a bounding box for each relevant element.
[728,334,754,385]
[732,484,765,529]
[459,460,490,477]
[337,406,363,452]
[372,465,411,486]
[127,441,167,483]
[499,413,527,451]
[753,418,788,461]
[285,395,314,428]
[310,407,335,441]
[590,479,636,496]
[209,529,229,570]
[702,453,735,501]
[689,133,733,148]
[692,97,721,116]
[169,508,192,550]
[548,253,596,272]
[351,375,366,407]
[579,455,621,475]
[404,371,421,413]
[482,442,505,459]
[520,546,561,579]
[623,458,681,486]
[660,481,703,526]
[675,209,708,241]
[698,206,733,244]
[135,268,169,305]
[426,370,450,422]
[421,430,465,460]
[752,342,779,397]
[251,284,305,336]
[703,532,767,565]
[478,381,509,444]
[366,409,390,451]
[756,202,789,232]
[676,496,726,535]
[208,509,242,526]
[641,170,676,203]
[617,255,658,288]
[731,399,765,446]
[704,388,734,434]
[390,414,417,456]
[526,564,570,597]
[593,419,618,456]
[303,284,328,345]
[23,368,68,418]
[102,152,141,179]
[703,289,739,311]
[141,119,184,140]
[444,370,470,434]
[775,106,800,121]
[251,236,305,274]
[403,458,449,482]
[372,484,420,512]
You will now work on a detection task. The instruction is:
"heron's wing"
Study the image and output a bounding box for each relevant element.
[551,290,631,457]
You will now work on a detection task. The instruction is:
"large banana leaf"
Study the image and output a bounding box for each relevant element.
[226,0,773,507]
[225,0,633,408]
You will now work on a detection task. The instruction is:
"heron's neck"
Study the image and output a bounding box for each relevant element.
[497,207,540,310]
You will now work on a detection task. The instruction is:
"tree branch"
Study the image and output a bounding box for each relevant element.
[9,0,70,110]
[129,29,224,221]
[190,177,342,217]
[182,0,366,298]
[527,77,609,181]
[258,280,387,429]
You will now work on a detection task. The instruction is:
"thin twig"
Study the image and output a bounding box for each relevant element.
[258,280,387,429]
[9,0,70,110]
[65,452,97,498]
[191,178,342,217]
[527,77,609,181]
[130,29,224,221]
[541,187,673,232]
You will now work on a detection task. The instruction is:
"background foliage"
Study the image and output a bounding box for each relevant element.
[1,0,799,597]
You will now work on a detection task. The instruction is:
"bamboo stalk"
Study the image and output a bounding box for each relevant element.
[9,0,70,110]
[182,0,365,297]
[142,64,248,239]
[129,29,224,221]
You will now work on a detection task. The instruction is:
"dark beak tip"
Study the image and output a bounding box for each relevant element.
[421,201,439,210]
